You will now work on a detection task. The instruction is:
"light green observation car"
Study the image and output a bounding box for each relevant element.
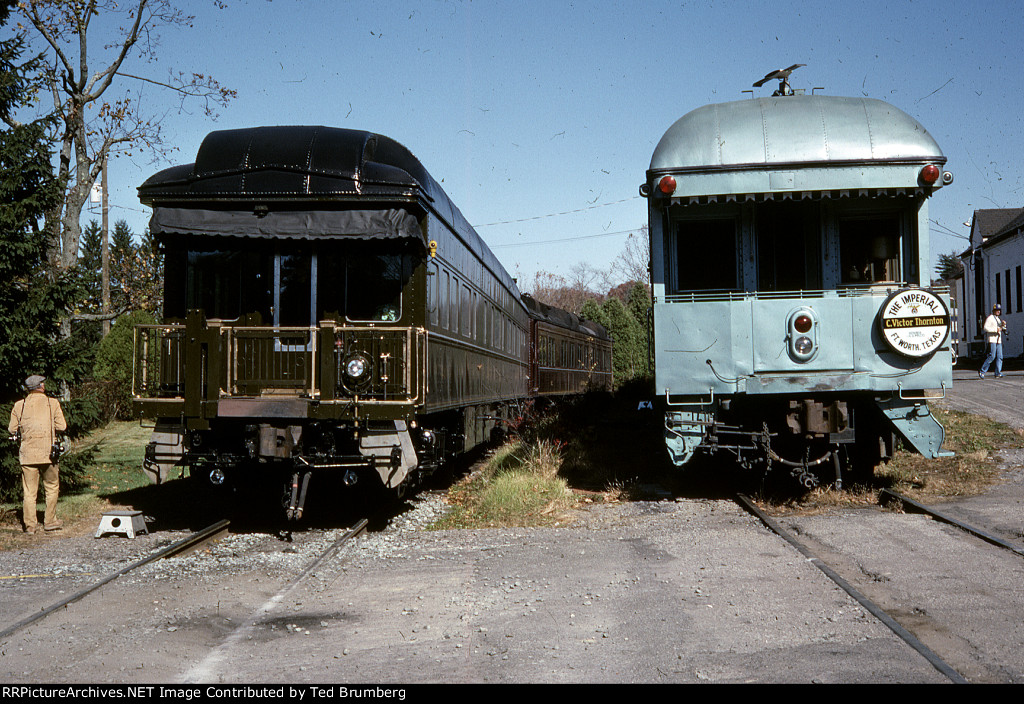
[643,89,954,487]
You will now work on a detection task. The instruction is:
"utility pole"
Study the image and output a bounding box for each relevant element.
[101,157,110,337]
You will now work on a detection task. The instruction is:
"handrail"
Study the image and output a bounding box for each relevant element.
[665,388,714,407]
[657,284,950,304]
[132,323,423,404]
[897,381,947,401]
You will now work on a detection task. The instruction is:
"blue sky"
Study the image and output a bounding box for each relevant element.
[49,0,1024,288]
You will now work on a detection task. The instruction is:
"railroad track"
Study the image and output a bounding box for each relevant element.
[734,494,969,684]
[879,488,1024,558]
[179,517,368,683]
[0,519,231,641]
[736,490,1024,684]
[1,516,369,660]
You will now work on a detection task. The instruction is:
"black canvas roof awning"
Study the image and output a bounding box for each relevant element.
[521,293,611,340]
[139,126,522,298]
[149,206,423,242]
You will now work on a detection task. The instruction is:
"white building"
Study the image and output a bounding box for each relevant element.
[957,208,1024,359]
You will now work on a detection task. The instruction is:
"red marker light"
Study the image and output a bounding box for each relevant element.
[794,314,813,333]
[920,164,940,185]
[658,175,677,195]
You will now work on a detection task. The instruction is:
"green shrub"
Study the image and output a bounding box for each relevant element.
[93,310,156,420]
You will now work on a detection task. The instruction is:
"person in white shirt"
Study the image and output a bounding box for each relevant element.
[979,304,1007,379]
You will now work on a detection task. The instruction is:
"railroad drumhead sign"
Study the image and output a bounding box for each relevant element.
[878,289,950,358]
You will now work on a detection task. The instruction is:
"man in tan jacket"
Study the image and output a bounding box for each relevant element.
[8,375,67,533]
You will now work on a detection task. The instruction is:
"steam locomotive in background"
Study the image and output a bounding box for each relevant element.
[132,126,611,518]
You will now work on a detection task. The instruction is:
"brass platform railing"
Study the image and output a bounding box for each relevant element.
[133,322,423,403]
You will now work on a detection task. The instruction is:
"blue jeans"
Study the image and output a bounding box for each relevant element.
[981,342,1003,375]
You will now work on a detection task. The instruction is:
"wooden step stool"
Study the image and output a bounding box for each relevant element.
[94,510,148,539]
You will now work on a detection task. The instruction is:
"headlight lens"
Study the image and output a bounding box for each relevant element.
[794,336,814,355]
[346,357,367,378]
[342,352,372,392]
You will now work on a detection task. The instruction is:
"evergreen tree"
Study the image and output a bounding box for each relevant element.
[71,219,104,351]
[600,297,644,385]
[137,228,163,317]
[625,282,652,378]
[0,0,89,500]
[78,220,102,313]
[110,219,136,312]
[0,0,72,397]
[93,309,157,419]
[580,299,608,330]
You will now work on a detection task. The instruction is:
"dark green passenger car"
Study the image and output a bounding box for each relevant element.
[133,126,535,517]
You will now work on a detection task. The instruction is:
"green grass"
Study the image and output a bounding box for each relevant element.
[431,440,578,529]
[73,421,153,494]
[1,421,153,546]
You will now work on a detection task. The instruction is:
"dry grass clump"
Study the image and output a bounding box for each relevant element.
[878,409,1021,503]
[599,476,654,503]
[431,439,577,529]
[761,408,1023,513]
[767,483,880,516]
[0,495,117,550]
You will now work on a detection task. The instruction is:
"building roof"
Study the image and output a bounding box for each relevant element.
[974,208,1024,239]
[982,210,1024,250]
[961,208,1024,257]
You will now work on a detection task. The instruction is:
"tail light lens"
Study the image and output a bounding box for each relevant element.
[920,164,940,185]
[788,308,818,362]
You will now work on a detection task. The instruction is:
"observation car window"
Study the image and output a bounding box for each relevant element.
[278,253,312,327]
[672,218,738,292]
[756,202,821,292]
[344,253,405,322]
[452,277,460,334]
[427,261,439,326]
[839,216,902,285]
[319,247,410,323]
[475,292,483,341]
[441,271,450,329]
[171,239,412,326]
[184,248,273,322]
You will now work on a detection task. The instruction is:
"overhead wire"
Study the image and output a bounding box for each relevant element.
[475,195,644,249]
[490,228,638,249]
[472,195,642,228]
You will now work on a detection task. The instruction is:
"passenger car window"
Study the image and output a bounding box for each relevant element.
[839,216,902,285]
[673,218,738,292]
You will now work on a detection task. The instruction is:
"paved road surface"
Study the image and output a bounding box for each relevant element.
[940,366,1023,429]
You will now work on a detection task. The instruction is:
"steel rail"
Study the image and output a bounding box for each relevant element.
[880,489,1024,558]
[734,493,968,684]
[0,519,230,641]
[292,518,369,584]
[180,518,369,683]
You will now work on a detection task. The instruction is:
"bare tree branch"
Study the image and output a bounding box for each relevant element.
[16,0,234,275]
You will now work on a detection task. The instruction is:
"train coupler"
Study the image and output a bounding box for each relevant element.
[287,470,312,521]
